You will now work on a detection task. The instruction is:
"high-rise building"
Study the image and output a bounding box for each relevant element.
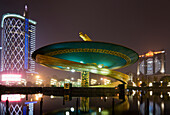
[1,5,37,84]
[137,50,166,76]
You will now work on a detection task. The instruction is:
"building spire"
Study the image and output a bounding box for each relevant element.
[23,0,29,18]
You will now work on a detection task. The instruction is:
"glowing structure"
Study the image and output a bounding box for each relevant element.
[137,50,165,76]
[2,74,21,82]
[79,32,92,41]
[1,94,22,102]
[81,71,89,87]
[1,5,37,83]
[32,32,138,86]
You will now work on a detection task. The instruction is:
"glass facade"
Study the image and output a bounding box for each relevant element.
[138,51,165,75]
[146,58,153,75]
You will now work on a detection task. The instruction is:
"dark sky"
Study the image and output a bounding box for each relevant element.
[0,0,170,80]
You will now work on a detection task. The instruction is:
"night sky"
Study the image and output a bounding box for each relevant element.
[0,0,170,80]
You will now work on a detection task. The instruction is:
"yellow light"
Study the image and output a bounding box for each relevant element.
[71,77,74,80]
[161,102,164,112]
[145,51,154,57]
[38,93,43,98]
[132,90,136,96]
[36,76,40,79]
[35,95,39,100]
[160,94,163,98]
[167,92,170,97]
[50,95,54,98]
[35,93,43,100]
[98,64,103,68]
[79,32,92,41]
[132,82,136,87]
[154,51,164,54]
[139,55,144,57]
[149,82,153,87]
[150,91,153,96]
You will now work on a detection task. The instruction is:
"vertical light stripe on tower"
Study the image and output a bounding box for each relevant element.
[24,18,29,69]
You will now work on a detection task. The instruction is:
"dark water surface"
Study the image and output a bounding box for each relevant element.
[0,90,170,115]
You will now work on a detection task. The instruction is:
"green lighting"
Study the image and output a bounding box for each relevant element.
[32,35,139,86]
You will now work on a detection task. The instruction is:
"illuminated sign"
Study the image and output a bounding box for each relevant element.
[1,94,21,102]
[2,74,21,81]
[139,50,165,57]
[145,51,154,57]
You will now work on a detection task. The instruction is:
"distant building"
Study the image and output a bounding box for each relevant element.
[137,50,166,76]
[136,50,167,85]
[0,5,37,84]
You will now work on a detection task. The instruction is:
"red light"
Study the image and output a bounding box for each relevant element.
[1,94,21,102]
[2,74,21,81]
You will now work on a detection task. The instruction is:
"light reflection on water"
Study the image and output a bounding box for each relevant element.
[0,91,170,115]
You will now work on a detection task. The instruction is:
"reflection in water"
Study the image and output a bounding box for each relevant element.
[140,101,161,115]
[40,98,43,115]
[150,91,153,96]
[161,102,164,115]
[35,93,43,101]
[0,90,170,114]
[114,95,130,113]
[137,100,140,110]
[25,101,37,115]
[80,97,89,112]
[1,94,25,102]
[0,93,129,115]
[128,90,170,115]
[0,94,41,115]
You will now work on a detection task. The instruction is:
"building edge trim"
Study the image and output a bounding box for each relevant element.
[1,13,37,28]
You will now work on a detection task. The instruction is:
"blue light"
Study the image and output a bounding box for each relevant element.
[24,18,29,69]
[25,101,37,104]
[23,106,27,115]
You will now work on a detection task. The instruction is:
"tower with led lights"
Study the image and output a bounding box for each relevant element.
[1,5,37,83]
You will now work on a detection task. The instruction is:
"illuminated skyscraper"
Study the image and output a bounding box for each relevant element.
[1,5,37,83]
[137,50,166,76]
